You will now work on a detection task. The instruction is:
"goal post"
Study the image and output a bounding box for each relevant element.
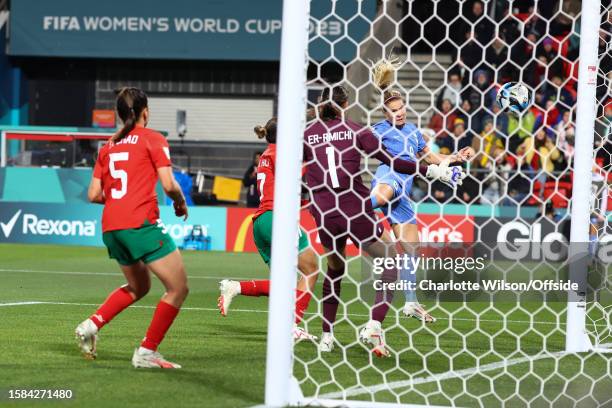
[565,0,603,353]
[264,0,612,406]
[263,0,310,406]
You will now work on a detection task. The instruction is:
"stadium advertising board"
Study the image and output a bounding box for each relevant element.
[226,208,475,256]
[0,203,227,250]
[9,0,376,61]
[0,202,475,252]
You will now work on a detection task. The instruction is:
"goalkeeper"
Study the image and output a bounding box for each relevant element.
[369,58,474,322]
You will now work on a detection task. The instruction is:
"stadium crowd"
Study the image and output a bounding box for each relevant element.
[412,0,612,213]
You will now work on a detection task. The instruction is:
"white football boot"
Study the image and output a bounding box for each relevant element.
[293,324,318,342]
[131,348,181,369]
[75,318,99,360]
[402,302,436,323]
[318,332,335,352]
[217,279,241,316]
[359,320,390,358]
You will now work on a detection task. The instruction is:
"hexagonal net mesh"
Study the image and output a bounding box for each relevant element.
[283,1,612,407]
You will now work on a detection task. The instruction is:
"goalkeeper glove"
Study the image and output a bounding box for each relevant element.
[426,159,466,187]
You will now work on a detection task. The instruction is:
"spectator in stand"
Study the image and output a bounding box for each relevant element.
[492,102,509,138]
[462,69,496,133]
[595,101,612,170]
[457,98,477,130]
[436,72,463,108]
[516,128,563,176]
[243,151,262,208]
[536,37,564,78]
[472,118,508,205]
[460,32,484,70]
[523,8,547,41]
[555,109,575,162]
[500,7,521,47]
[550,12,573,37]
[507,108,536,151]
[509,31,540,86]
[467,0,494,45]
[471,118,506,171]
[457,173,480,203]
[485,37,510,82]
[544,75,575,111]
[533,99,561,132]
[428,98,457,149]
[453,118,475,150]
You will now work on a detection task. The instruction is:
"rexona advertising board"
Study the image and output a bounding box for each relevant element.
[0,203,227,250]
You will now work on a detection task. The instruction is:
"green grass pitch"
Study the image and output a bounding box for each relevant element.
[0,243,610,407]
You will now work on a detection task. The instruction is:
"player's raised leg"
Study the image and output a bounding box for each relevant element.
[132,249,188,369]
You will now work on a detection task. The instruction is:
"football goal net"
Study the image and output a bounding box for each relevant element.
[264,0,611,406]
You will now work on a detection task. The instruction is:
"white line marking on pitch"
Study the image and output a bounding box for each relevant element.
[0,300,266,313]
[0,301,46,307]
[0,300,569,329]
[0,269,569,327]
[0,268,261,281]
[319,342,612,400]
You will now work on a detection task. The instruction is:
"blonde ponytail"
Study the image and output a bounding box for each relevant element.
[370,56,404,105]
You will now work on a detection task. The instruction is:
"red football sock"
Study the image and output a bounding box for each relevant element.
[141,301,180,352]
[239,280,270,297]
[294,290,312,324]
[90,286,135,329]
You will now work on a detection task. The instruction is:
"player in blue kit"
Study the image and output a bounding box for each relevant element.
[369,58,474,322]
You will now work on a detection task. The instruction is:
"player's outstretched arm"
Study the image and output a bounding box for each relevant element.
[357,129,428,175]
[87,177,105,204]
[419,146,475,165]
[158,167,188,220]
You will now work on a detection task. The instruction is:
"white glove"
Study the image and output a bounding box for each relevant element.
[426,159,466,187]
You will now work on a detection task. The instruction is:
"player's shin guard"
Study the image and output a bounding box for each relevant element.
[322,266,344,333]
[239,280,271,296]
[90,286,136,329]
[141,301,180,352]
[372,265,397,323]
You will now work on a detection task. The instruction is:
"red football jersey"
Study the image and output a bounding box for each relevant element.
[253,144,276,220]
[93,126,172,232]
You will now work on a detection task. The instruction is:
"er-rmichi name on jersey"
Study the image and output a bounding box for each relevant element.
[307,130,353,145]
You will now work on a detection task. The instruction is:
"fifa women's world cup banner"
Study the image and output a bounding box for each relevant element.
[9,0,376,61]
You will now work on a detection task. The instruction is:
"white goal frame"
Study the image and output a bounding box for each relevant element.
[264,0,610,407]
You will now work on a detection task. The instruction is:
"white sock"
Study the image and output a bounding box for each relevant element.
[138,346,154,355]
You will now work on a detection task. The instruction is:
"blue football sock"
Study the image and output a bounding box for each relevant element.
[370,195,379,209]
[400,256,417,303]
[588,234,598,257]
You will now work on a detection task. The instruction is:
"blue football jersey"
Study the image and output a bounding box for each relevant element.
[373,120,426,161]
[372,120,426,196]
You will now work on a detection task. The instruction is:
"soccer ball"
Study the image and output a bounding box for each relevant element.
[496,82,531,115]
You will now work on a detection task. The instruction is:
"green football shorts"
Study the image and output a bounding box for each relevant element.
[252,210,310,265]
[102,220,177,266]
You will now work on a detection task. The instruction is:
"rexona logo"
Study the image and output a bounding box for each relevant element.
[0,210,97,238]
[0,210,22,238]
